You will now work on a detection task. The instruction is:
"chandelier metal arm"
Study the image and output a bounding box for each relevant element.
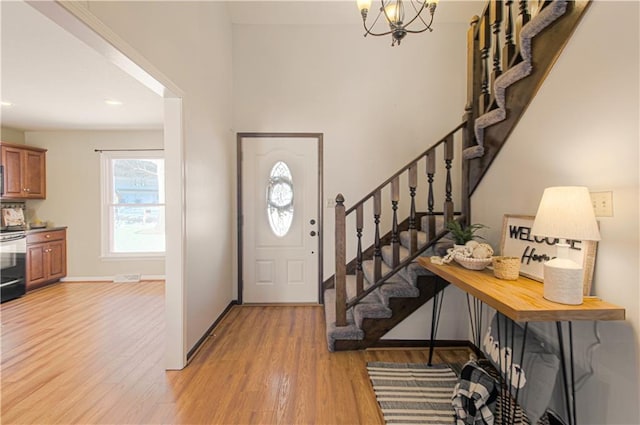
[404,12,435,34]
[411,3,435,31]
[403,26,433,34]
[361,7,394,37]
[401,1,428,29]
[380,0,395,27]
[414,3,433,28]
[362,23,394,37]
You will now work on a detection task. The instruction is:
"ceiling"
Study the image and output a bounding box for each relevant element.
[0,1,164,132]
[1,0,483,132]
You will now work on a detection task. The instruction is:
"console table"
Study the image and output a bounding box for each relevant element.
[417,257,625,425]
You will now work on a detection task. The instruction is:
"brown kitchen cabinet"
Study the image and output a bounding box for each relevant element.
[26,228,66,291]
[1,142,46,200]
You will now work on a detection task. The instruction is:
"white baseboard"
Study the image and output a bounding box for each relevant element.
[61,275,166,282]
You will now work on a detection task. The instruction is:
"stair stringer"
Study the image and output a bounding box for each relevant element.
[332,274,448,351]
[467,0,592,195]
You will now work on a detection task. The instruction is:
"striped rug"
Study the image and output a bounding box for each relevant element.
[367,362,457,425]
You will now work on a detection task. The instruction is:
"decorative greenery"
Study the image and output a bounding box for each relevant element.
[446,221,488,245]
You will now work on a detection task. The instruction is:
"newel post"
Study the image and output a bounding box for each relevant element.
[334,194,347,327]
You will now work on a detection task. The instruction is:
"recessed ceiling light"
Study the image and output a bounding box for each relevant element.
[1,101,13,107]
[104,99,123,106]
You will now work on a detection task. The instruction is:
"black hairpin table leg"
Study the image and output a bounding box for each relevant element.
[428,277,445,366]
[556,321,577,425]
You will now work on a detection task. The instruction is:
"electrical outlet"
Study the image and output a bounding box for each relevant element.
[327,198,336,208]
[590,191,613,217]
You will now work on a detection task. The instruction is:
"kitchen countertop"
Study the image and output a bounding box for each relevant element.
[26,226,67,234]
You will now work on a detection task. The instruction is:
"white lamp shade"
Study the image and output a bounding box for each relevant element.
[531,186,601,241]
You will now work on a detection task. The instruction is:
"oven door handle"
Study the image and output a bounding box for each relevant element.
[1,234,26,243]
[0,279,22,288]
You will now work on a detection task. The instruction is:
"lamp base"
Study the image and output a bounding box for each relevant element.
[543,258,584,305]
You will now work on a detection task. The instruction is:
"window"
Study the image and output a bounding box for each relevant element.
[266,161,294,237]
[101,151,165,257]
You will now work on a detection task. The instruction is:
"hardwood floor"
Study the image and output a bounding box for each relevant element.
[1,281,471,424]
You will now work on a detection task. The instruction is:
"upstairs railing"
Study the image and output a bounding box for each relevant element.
[472,0,554,116]
[465,0,585,193]
[333,122,468,326]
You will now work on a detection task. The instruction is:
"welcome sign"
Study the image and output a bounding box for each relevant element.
[499,214,598,295]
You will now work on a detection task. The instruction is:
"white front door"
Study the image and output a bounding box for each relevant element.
[241,136,319,303]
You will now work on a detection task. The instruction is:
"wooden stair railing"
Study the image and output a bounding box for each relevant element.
[330,0,590,331]
[333,122,468,327]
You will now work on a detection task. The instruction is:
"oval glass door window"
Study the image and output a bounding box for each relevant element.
[266,161,294,237]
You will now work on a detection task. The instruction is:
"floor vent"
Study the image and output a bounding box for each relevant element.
[113,274,141,283]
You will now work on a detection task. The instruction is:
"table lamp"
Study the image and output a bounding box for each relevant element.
[531,186,601,305]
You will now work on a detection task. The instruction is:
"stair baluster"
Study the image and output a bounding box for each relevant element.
[503,0,516,69]
[478,11,491,114]
[356,204,364,295]
[490,0,503,103]
[408,164,418,255]
[334,194,347,326]
[516,0,531,57]
[444,135,454,224]
[463,15,480,220]
[465,14,481,133]
[425,150,436,241]
[390,177,400,267]
[373,190,382,283]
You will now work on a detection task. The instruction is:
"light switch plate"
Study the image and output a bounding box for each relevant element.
[590,191,613,217]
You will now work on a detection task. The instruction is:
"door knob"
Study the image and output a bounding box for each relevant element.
[310,219,316,225]
[310,231,317,237]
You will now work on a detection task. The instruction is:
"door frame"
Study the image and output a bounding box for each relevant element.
[237,132,323,305]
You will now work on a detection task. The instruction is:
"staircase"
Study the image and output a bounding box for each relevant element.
[324,0,592,352]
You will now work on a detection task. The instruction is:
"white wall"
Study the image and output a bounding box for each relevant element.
[87,1,234,353]
[472,2,639,423]
[1,127,26,144]
[24,130,165,279]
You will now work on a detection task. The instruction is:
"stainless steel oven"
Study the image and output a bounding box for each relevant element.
[1,230,26,303]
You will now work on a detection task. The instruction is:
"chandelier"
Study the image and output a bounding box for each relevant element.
[356,0,438,46]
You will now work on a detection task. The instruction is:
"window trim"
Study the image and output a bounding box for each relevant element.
[100,150,166,259]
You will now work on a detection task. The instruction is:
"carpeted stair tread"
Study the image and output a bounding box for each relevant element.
[381,244,410,266]
[399,230,428,251]
[353,303,392,329]
[399,262,437,286]
[378,280,420,306]
[362,259,408,288]
[345,274,380,304]
[323,288,364,352]
[420,214,446,235]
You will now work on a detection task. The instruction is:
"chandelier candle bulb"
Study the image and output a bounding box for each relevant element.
[357,0,372,16]
[384,3,401,25]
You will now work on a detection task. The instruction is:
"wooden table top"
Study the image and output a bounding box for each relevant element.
[417,257,625,322]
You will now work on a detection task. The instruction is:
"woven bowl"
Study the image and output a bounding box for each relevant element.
[454,254,492,270]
